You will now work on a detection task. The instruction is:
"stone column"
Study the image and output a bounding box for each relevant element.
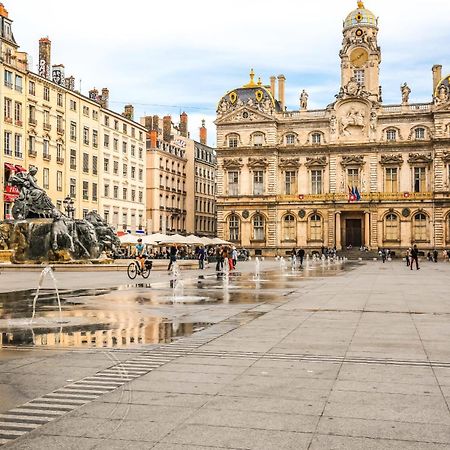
[335,211,341,250]
[364,211,370,248]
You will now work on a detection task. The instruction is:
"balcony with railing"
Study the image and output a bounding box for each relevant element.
[28,118,37,126]
[43,123,51,132]
[43,153,51,162]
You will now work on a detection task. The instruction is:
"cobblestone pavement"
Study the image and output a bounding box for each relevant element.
[1,260,450,449]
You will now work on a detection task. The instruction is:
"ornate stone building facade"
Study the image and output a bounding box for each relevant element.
[215,1,450,255]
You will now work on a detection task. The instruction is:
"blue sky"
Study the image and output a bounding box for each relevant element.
[8,0,450,145]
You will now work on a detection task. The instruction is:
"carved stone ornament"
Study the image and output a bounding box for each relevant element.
[407,153,433,164]
[279,158,301,169]
[298,209,306,219]
[223,158,243,169]
[248,157,269,168]
[339,107,366,137]
[340,155,365,167]
[242,210,250,219]
[305,156,327,168]
[443,151,450,163]
[336,77,371,101]
[380,154,404,165]
[402,208,411,218]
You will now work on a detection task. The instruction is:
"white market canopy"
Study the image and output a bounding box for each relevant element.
[141,233,170,245]
[119,234,140,245]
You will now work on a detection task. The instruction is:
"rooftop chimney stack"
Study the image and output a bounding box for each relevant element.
[432,65,442,95]
[100,88,109,109]
[123,104,134,121]
[152,115,160,132]
[89,88,99,102]
[180,112,188,137]
[277,74,286,110]
[199,119,207,145]
[163,115,172,142]
[270,76,277,98]
[65,76,75,91]
[51,64,65,86]
[38,37,51,79]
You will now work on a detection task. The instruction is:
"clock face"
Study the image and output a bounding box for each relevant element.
[350,48,368,68]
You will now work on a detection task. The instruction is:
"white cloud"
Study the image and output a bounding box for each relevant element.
[8,0,450,145]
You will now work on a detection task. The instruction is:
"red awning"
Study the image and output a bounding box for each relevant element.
[4,163,16,171]
[4,193,17,202]
[15,165,26,172]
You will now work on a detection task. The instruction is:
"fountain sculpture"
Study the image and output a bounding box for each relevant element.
[0,166,120,263]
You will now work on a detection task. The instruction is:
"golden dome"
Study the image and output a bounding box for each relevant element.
[344,1,378,30]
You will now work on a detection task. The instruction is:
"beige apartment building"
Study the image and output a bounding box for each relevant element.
[0,3,146,229]
[216,1,450,255]
[142,113,216,236]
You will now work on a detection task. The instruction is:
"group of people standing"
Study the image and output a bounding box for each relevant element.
[215,246,239,271]
[405,245,420,270]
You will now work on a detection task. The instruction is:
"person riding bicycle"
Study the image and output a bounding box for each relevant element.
[135,238,145,272]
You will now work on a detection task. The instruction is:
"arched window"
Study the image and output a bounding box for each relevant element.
[285,134,296,145]
[227,134,239,148]
[252,133,264,147]
[413,213,427,241]
[252,214,265,241]
[385,213,399,241]
[415,128,425,140]
[228,215,240,241]
[386,129,397,141]
[311,133,322,145]
[283,214,296,241]
[309,214,323,241]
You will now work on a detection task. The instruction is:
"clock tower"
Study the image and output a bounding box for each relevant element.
[340,1,381,102]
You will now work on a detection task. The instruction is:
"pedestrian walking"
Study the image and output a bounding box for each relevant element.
[381,249,386,263]
[297,248,305,266]
[410,244,420,270]
[433,249,438,263]
[167,246,177,271]
[198,246,205,270]
[231,246,238,270]
[406,248,411,267]
[215,246,224,272]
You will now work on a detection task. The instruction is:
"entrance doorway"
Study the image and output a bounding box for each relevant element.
[345,219,362,247]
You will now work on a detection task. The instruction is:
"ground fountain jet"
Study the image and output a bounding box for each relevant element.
[253,257,261,281]
[30,266,64,325]
[171,262,184,303]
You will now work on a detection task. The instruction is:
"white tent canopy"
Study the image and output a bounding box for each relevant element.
[141,233,169,245]
[119,234,140,245]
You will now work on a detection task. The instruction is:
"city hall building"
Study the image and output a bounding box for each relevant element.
[215,1,450,256]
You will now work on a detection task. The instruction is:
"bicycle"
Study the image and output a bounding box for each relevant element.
[127,257,153,279]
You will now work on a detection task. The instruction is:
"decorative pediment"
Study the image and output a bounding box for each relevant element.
[340,155,365,167]
[408,152,433,164]
[248,157,269,168]
[305,156,327,168]
[443,151,450,163]
[279,158,301,169]
[380,154,404,165]
[223,158,243,169]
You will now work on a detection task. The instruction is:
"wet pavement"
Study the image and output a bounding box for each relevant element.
[4,259,450,448]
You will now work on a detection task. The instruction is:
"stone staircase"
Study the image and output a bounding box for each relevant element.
[338,248,380,261]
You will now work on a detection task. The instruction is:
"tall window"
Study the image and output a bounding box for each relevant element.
[92,183,98,201]
[385,168,398,193]
[347,168,359,189]
[354,69,365,85]
[413,213,427,241]
[283,215,296,241]
[70,178,76,198]
[253,215,265,241]
[28,136,36,155]
[70,122,77,141]
[253,133,264,147]
[92,156,98,175]
[310,214,322,241]
[70,149,77,170]
[286,134,295,145]
[228,134,239,148]
[14,134,22,158]
[83,153,89,173]
[386,129,397,141]
[83,127,89,145]
[385,213,399,241]
[4,131,12,156]
[253,170,264,195]
[43,168,49,189]
[228,171,239,195]
[413,167,426,193]
[311,133,322,145]
[4,98,12,120]
[56,171,62,192]
[14,102,22,124]
[229,215,240,241]
[415,128,425,140]
[43,139,50,159]
[311,170,323,194]
[83,181,89,200]
[104,158,110,172]
[285,170,297,195]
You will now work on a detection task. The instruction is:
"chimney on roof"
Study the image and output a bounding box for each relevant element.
[142,115,152,130]
[100,88,109,109]
[277,74,286,110]
[51,64,65,86]
[180,112,188,137]
[89,88,99,102]
[270,76,276,98]
[199,119,207,145]
[432,65,442,95]
[123,104,134,121]
[65,76,75,91]
[149,130,157,148]
[38,37,51,79]
[163,115,172,142]
[152,115,160,132]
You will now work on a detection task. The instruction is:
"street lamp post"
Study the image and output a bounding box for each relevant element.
[63,196,75,219]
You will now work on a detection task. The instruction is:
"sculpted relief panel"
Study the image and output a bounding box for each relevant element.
[334,100,371,142]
